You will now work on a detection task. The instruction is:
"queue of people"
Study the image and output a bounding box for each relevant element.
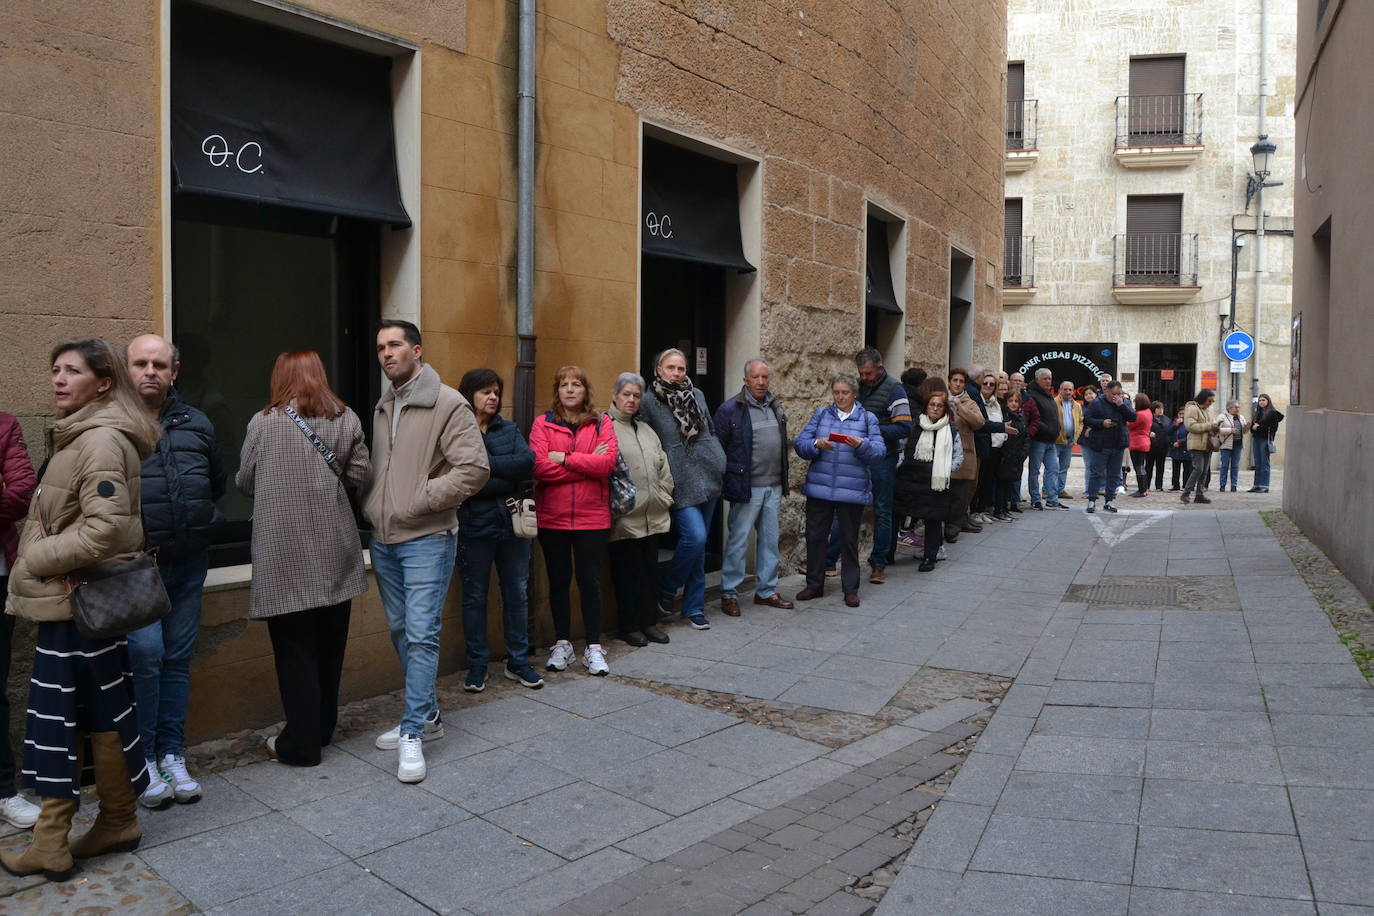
[0,330,1288,880]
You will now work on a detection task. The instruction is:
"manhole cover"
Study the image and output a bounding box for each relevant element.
[1065,583,1180,606]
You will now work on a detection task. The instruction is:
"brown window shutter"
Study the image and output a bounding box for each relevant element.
[1126,195,1182,234]
[1007,62,1026,147]
[1004,199,1023,283]
[1007,63,1024,102]
[1126,195,1183,283]
[1128,56,1185,141]
[1129,56,1185,96]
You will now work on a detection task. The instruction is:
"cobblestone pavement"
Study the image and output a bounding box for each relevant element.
[10,463,1371,915]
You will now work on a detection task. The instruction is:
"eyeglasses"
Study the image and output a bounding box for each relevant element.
[981,379,995,386]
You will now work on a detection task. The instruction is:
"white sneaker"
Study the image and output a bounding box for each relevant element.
[159,754,203,804]
[397,735,426,783]
[583,644,609,677]
[546,640,575,672]
[936,546,948,561]
[1,794,40,829]
[376,709,444,750]
[139,760,174,809]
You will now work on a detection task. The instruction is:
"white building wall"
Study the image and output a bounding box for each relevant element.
[1004,0,1296,440]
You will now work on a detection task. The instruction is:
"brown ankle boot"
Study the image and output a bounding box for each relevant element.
[69,732,142,859]
[0,796,79,881]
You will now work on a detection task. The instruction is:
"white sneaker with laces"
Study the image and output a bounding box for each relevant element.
[139,759,174,809]
[583,644,609,676]
[159,753,203,804]
[546,640,575,672]
[397,735,426,783]
[376,709,444,750]
[936,545,948,561]
[1,794,40,829]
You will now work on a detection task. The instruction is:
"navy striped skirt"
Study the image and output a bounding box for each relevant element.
[21,621,151,803]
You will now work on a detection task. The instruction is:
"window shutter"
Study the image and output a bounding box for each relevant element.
[1126,195,1183,283]
[1007,63,1025,147]
[1007,63,1024,102]
[1129,56,1185,96]
[1128,56,1186,141]
[1004,199,1024,283]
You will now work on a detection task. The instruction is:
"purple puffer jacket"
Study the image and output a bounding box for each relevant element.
[794,404,886,505]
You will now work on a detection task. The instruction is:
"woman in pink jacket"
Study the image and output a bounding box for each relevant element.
[529,367,619,676]
[1126,392,1154,497]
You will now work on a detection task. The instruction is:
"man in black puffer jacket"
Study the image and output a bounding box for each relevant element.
[126,335,225,809]
[1081,381,1136,514]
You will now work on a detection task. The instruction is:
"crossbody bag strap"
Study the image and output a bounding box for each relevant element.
[283,405,344,479]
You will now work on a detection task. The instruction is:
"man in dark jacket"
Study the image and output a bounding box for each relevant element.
[1022,368,1066,510]
[127,334,226,809]
[714,359,793,616]
[1081,381,1137,513]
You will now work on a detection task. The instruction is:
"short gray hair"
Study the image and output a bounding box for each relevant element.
[743,358,769,377]
[854,347,883,369]
[830,373,860,395]
[1034,368,1052,380]
[1226,399,1241,410]
[613,372,645,396]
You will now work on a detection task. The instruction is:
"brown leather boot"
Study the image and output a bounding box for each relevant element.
[0,796,79,881]
[69,732,142,859]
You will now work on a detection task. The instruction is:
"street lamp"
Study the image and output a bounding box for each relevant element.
[1245,135,1281,212]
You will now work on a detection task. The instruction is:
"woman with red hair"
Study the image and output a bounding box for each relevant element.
[529,366,618,676]
[236,351,370,766]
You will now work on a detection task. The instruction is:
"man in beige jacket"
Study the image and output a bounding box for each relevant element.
[363,320,489,784]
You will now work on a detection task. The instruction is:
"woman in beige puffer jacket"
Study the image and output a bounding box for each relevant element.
[3,338,161,882]
[1181,388,1220,504]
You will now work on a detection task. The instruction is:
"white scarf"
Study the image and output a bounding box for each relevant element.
[916,413,955,492]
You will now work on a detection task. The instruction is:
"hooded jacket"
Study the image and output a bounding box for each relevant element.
[139,389,226,557]
[529,412,618,531]
[0,412,37,570]
[7,397,159,622]
[794,403,886,505]
[363,364,490,545]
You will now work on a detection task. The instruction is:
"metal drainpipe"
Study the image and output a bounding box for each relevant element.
[514,0,537,433]
[1251,0,1269,405]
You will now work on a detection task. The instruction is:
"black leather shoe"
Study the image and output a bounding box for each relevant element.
[622,631,648,647]
[960,523,983,533]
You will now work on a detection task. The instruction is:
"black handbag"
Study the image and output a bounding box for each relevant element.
[38,496,170,640]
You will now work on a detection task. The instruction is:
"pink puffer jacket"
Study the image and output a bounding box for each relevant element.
[529,413,618,531]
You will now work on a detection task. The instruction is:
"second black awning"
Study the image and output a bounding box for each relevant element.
[865,216,902,314]
[641,138,755,272]
[171,4,411,227]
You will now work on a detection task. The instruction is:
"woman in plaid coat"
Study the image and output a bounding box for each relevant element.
[237,352,370,767]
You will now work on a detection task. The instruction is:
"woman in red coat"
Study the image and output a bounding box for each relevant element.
[1126,392,1154,497]
[529,367,618,677]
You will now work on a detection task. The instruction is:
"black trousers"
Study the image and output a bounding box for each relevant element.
[539,528,609,644]
[607,534,661,635]
[1130,450,1150,493]
[1145,451,1167,490]
[266,601,351,767]
[0,576,14,796]
[1171,457,1191,489]
[976,449,1002,512]
[806,499,862,595]
[918,517,944,563]
[945,478,975,537]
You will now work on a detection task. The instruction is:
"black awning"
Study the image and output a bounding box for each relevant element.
[865,216,901,314]
[642,138,755,272]
[171,4,411,228]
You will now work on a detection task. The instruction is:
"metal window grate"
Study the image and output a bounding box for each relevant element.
[1065,583,1180,606]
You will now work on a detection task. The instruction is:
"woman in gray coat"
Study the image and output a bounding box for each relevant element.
[236,351,370,766]
[637,349,726,630]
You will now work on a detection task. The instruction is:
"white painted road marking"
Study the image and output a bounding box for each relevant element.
[1085,508,1170,546]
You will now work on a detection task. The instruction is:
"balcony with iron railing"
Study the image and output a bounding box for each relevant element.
[1112,232,1200,304]
[1003,236,1036,304]
[1113,93,1204,167]
[1005,99,1039,172]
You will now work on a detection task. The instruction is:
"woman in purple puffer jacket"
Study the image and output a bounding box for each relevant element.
[794,373,886,607]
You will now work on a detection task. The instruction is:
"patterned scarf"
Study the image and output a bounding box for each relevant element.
[651,376,705,442]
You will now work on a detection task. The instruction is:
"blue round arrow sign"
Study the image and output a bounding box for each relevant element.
[1223,331,1255,361]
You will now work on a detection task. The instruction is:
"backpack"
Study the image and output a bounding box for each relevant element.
[598,415,637,519]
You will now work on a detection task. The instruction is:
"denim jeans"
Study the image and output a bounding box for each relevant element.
[1053,443,1073,497]
[1252,437,1273,488]
[722,485,783,599]
[1027,440,1062,506]
[370,531,457,737]
[1084,448,1123,502]
[457,534,532,670]
[1219,442,1243,489]
[826,452,896,567]
[661,500,717,618]
[128,551,209,758]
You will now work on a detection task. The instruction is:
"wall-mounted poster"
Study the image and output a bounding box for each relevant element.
[1291,313,1302,405]
[1002,343,1118,397]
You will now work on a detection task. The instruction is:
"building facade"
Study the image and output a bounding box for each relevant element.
[3,0,1006,740]
[1289,0,1374,600]
[1001,0,1296,432]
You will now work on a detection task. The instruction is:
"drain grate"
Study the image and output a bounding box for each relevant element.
[1065,583,1180,607]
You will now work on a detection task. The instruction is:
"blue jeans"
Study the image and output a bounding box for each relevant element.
[722,485,783,599]
[1252,438,1272,488]
[457,534,531,670]
[370,531,457,737]
[826,452,896,567]
[661,500,716,618]
[1219,442,1243,488]
[1027,441,1062,506]
[128,551,209,759]
[1084,448,1123,502]
[1053,444,1073,497]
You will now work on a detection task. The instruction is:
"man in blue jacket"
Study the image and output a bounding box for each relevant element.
[714,359,793,616]
[1081,381,1137,514]
[126,334,226,809]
